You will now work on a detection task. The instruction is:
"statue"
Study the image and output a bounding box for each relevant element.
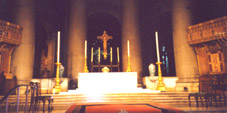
[59,64,64,78]
[148,63,157,90]
[148,63,156,77]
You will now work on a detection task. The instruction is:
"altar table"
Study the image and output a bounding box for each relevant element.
[78,72,137,91]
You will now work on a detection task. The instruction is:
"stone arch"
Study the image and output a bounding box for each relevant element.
[33,8,60,78]
[87,0,122,24]
[87,12,122,71]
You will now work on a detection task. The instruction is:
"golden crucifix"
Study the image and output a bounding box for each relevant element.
[97,31,112,60]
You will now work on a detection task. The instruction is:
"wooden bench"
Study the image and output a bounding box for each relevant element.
[188,74,227,107]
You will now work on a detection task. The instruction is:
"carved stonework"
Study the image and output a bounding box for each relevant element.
[0,20,22,79]
[187,16,227,75]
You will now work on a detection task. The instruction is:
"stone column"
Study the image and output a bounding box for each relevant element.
[172,0,199,92]
[122,0,143,86]
[67,0,87,85]
[11,0,35,85]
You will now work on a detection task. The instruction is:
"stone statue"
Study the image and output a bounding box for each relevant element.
[59,64,64,78]
[148,63,156,77]
[148,63,157,90]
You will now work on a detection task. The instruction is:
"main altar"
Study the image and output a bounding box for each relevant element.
[75,31,141,93]
[57,31,164,94]
[71,31,164,94]
[78,72,137,92]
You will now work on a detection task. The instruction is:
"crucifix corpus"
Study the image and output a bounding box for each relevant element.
[97,31,112,60]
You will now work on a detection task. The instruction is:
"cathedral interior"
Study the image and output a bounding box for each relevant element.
[1,0,226,78]
[0,0,227,112]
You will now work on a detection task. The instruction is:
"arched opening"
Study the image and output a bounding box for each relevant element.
[156,12,176,77]
[33,22,48,78]
[87,12,122,72]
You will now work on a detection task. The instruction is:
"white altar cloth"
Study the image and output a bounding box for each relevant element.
[78,72,137,91]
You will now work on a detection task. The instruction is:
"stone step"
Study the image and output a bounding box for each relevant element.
[0,92,192,106]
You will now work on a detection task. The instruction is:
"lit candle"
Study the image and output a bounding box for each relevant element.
[85,40,87,57]
[155,31,160,62]
[127,40,130,57]
[117,47,119,62]
[110,47,112,62]
[91,47,93,62]
[98,47,100,63]
[57,31,60,63]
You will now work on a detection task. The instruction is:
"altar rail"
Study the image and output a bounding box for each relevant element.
[187,16,227,45]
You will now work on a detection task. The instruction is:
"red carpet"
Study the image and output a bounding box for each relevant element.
[148,102,183,113]
[66,103,183,113]
[86,104,161,113]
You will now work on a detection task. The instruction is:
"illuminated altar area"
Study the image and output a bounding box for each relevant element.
[72,31,154,94]
[52,31,165,94]
[78,72,137,92]
[59,31,165,94]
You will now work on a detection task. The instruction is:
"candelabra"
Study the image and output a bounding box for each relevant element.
[156,62,166,91]
[83,57,89,72]
[54,62,61,94]
[126,56,132,72]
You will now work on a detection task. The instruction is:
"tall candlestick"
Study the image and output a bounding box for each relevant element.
[85,40,87,57]
[91,47,93,62]
[126,40,132,72]
[117,47,119,62]
[127,40,130,57]
[54,31,61,93]
[98,47,100,63]
[155,31,160,62]
[110,47,112,62]
[57,31,60,63]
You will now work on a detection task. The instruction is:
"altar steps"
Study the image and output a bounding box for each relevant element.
[0,92,191,107]
[52,92,190,106]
